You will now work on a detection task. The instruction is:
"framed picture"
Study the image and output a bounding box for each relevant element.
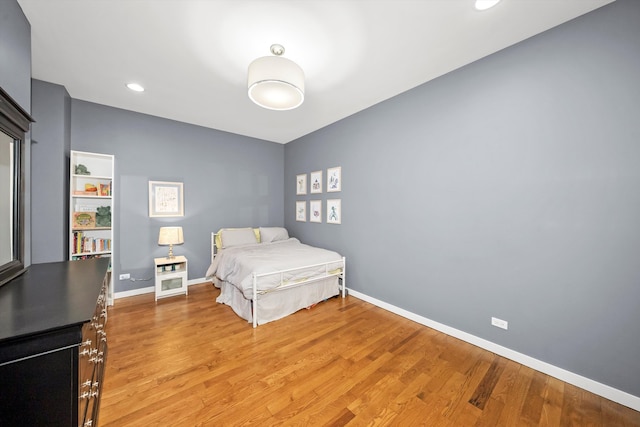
[296,173,307,195]
[327,166,341,192]
[296,201,307,222]
[72,211,96,229]
[327,199,341,224]
[309,200,322,223]
[310,170,323,194]
[149,181,184,217]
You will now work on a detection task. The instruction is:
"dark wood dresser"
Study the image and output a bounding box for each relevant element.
[0,258,110,427]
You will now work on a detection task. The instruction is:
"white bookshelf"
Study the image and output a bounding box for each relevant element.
[69,150,114,305]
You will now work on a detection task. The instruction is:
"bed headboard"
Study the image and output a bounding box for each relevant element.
[211,227,289,263]
[211,228,260,262]
[211,232,218,263]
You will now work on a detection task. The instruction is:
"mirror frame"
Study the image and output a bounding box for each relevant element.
[0,86,33,286]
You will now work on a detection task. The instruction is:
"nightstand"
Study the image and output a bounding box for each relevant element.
[154,255,188,301]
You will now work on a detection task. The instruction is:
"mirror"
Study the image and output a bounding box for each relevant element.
[0,131,15,266]
[0,86,32,286]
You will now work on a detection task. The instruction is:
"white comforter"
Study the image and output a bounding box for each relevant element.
[206,238,343,298]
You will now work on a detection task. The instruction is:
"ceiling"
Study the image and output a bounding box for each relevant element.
[18,0,614,144]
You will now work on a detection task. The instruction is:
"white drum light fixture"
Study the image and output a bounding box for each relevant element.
[248,44,305,111]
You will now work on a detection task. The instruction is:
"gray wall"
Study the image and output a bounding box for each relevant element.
[0,0,31,265]
[285,0,640,398]
[0,0,30,110]
[31,80,71,263]
[68,100,284,292]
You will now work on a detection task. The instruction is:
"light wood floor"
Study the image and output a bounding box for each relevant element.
[100,283,640,426]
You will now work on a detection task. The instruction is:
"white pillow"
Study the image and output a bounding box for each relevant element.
[220,228,258,248]
[259,227,289,243]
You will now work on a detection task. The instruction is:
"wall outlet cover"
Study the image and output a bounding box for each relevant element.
[491,317,508,330]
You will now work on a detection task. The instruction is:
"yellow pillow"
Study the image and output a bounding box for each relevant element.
[215,228,261,249]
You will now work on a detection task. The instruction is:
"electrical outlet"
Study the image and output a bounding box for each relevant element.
[119,273,130,280]
[491,317,508,330]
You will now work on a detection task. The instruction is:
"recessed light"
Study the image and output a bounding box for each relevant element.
[126,83,145,92]
[475,0,501,11]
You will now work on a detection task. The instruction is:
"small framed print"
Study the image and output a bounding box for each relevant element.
[327,166,341,192]
[310,170,323,194]
[149,181,184,217]
[296,173,307,195]
[327,199,341,224]
[309,200,322,223]
[296,201,307,222]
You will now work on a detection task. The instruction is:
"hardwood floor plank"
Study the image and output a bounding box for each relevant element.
[497,364,534,426]
[265,356,348,416]
[560,383,582,426]
[539,376,564,426]
[602,397,640,427]
[323,406,357,427]
[474,396,506,427]
[469,355,507,410]
[99,283,640,426]
[447,358,490,425]
[384,396,433,427]
[520,370,549,425]
[581,387,604,427]
[490,358,523,407]
[347,370,409,420]
[271,391,358,426]
[398,344,444,385]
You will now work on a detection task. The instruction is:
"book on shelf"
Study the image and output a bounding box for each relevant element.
[99,181,111,197]
[72,231,112,255]
[72,254,111,260]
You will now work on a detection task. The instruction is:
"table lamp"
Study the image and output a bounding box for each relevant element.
[158,226,184,259]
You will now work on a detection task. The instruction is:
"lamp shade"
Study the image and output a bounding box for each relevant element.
[158,226,183,258]
[247,55,305,111]
[158,226,184,245]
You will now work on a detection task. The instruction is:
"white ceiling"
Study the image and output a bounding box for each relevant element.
[18,0,614,144]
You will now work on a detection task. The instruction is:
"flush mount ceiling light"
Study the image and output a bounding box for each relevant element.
[475,0,501,11]
[247,44,305,111]
[126,82,145,92]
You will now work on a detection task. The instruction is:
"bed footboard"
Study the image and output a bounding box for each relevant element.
[210,231,346,328]
[251,257,346,328]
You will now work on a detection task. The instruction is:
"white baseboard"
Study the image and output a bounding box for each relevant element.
[114,277,211,300]
[347,288,640,412]
[114,285,154,299]
[188,277,212,287]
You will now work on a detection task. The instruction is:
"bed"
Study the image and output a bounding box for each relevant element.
[205,227,346,327]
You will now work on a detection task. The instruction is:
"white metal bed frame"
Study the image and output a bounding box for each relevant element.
[211,232,346,328]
